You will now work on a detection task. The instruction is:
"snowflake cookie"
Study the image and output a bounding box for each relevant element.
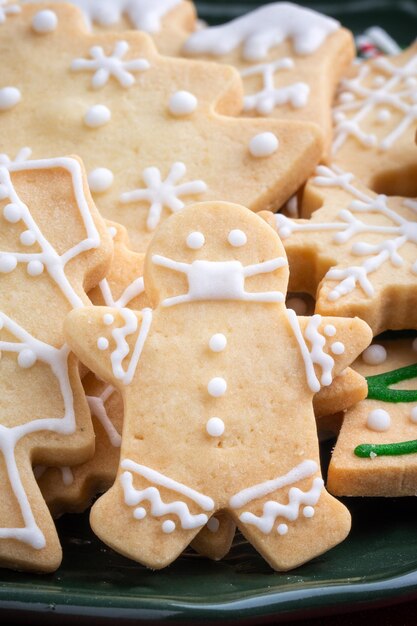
[65,201,371,571]
[0,156,112,572]
[328,335,417,497]
[263,165,417,335]
[183,2,355,154]
[21,0,196,56]
[332,43,417,197]
[0,2,322,252]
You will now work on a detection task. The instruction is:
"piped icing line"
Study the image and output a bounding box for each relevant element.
[29,0,182,32]
[71,40,150,89]
[152,255,287,307]
[1,158,101,309]
[275,165,417,301]
[0,0,20,24]
[183,3,339,61]
[120,162,207,231]
[332,52,417,153]
[286,310,334,393]
[242,58,310,114]
[98,276,145,309]
[110,307,152,385]
[0,147,32,166]
[229,459,318,508]
[355,440,417,458]
[366,363,417,403]
[86,384,121,447]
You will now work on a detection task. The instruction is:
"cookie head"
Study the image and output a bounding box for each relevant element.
[144,201,289,307]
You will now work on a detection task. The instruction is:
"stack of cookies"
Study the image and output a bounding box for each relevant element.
[0,0,415,574]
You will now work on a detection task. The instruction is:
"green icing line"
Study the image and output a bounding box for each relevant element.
[355,440,417,458]
[366,363,417,403]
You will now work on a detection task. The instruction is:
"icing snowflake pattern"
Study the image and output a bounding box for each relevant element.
[71,40,150,88]
[0,0,20,24]
[276,165,417,302]
[120,162,208,231]
[0,147,32,166]
[332,53,417,153]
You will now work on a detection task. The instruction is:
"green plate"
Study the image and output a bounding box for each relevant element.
[2,2,417,624]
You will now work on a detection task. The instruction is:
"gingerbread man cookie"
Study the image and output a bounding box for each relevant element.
[65,201,371,571]
[183,2,355,154]
[0,156,112,572]
[263,165,417,334]
[0,2,322,252]
[328,336,417,496]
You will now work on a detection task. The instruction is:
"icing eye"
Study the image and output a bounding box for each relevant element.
[228,229,247,247]
[186,231,205,249]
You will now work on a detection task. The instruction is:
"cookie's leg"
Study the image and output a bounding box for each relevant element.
[229,487,351,571]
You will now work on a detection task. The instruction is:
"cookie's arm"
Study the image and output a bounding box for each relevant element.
[65,306,149,387]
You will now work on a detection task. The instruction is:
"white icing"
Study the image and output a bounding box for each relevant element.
[120,162,207,231]
[103,313,114,325]
[276,166,417,301]
[120,459,214,531]
[88,167,114,193]
[230,459,318,508]
[31,9,57,33]
[152,255,287,307]
[27,260,44,276]
[286,311,335,393]
[0,147,32,167]
[97,337,109,350]
[18,348,37,368]
[20,230,36,246]
[33,0,182,31]
[186,231,205,250]
[0,87,21,111]
[162,520,176,534]
[332,53,417,154]
[362,344,387,365]
[410,406,417,424]
[303,505,315,518]
[207,377,227,398]
[183,3,339,61]
[249,132,279,157]
[84,104,111,128]
[364,27,402,56]
[324,324,336,337]
[71,41,150,89]
[277,523,288,535]
[206,417,225,437]
[168,91,197,117]
[110,308,153,385]
[209,333,227,352]
[0,0,20,24]
[331,341,345,355]
[367,408,391,432]
[61,466,74,486]
[87,384,121,447]
[99,276,145,309]
[242,58,309,114]
[227,229,247,247]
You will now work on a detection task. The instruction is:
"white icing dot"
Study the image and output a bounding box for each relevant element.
[207,377,227,397]
[168,91,197,116]
[0,254,17,273]
[108,226,117,239]
[303,506,315,518]
[0,87,21,111]
[339,92,354,103]
[186,231,205,249]
[286,297,307,316]
[20,230,36,246]
[333,111,346,124]
[331,341,345,355]
[228,229,247,247]
[377,108,391,123]
[31,10,58,34]
[279,226,291,239]
[362,344,387,366]
[249,132,279,157]
[206,417,225,437]
[369,451,377,459]
[84,104,111,128]
[18,349,37,369]
[410,407,417,424]
[162,520,176,534]
[0,184,8,200]
[133,507,146,520]
[97,337,109,350]
[88,168,114,193]
[207,517,220,533]
[3,203,21,223]
[367,409,391,432]
[324,324,336,337]
[209,333,227,352]
[103,313,114,325]
[373,75,386,87]
[277,523,288,535]
[27,260,44,276]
